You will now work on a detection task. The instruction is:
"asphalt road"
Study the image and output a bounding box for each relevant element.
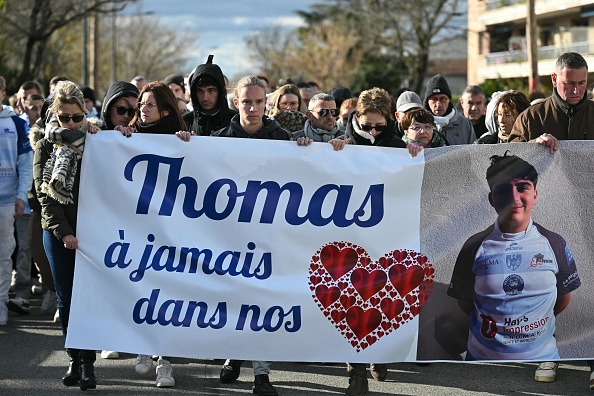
[1,294,592,395]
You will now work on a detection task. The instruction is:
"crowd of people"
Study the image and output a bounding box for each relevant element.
[1,51,593,395]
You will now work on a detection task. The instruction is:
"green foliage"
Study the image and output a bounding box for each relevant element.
[481,77,530,98]
[349,54,406,94]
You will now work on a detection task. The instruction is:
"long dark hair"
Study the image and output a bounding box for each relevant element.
[130,81,186,130]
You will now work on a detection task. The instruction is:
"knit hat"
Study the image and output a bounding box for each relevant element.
[330,86,352,108]
[396,91,423,113]
[424,74,451,101]
[162,74,185,94]
[80,86,96,104]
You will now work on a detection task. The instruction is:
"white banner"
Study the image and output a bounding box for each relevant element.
[66,131,427,363]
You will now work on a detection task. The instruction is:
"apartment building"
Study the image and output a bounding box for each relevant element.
[468,0,594,86]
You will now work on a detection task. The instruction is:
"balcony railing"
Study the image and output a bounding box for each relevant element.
[485,41,593,65]
[486,0,524,10]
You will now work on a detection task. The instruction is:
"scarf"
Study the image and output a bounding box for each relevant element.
[351,116,375,144]
[40,117,87,204]
[433,108,456,131]
[301,120,340,142]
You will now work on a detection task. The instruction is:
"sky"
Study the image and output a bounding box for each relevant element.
[122,0,321,79]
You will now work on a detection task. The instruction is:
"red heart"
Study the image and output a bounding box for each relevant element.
[366,335,377,346]
[389,264,425,297]
[340,295,356,310]
[346,306,382,340]
[393,250,408,262]
[380,298,405,320]
[417,255,428,265]
[425,267,435,277]
[331,309,346,323]
[320,245,358,281]
[406,294,417,306]
[309,275,322,285]
[379,256,393,269]
[315,285,341,309]
[350,268,387,301]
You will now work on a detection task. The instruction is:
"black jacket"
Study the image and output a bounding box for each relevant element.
[183,59,237,136]
[211,114,292,140]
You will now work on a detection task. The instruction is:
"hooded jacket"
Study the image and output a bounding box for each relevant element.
[100,81,139,130]
[0,105,32,206]
[508,89,594,142]
[184,58,237,136]
[211,114,291,140]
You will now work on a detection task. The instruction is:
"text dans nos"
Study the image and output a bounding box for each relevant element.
[124,154,384,228]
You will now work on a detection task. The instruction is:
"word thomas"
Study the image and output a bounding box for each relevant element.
[124,154,385,227]
[105,230,271,282]
[133,289,301,332]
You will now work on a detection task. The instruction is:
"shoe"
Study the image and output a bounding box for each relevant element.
[370,363,387,381]
[0,302,7,326]
[63,351,80,386]
[156,359,175,387]
[589,370,594,390]
[253,374,278,396]
[80,359,97,390]
[6,297,30,315]
[41,290,57,314]
[535,362,558,382]
[346,374,369,396]
[220,359,244,384]
[53,308,60,323]
[100,350,119,359]
[135,354,153,374]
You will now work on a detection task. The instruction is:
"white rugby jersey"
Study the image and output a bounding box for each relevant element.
[448,219,581,361]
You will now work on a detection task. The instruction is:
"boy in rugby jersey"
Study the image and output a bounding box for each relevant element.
[447,152,581,363]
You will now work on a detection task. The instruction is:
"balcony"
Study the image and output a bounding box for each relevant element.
[486,0,523,11]
[486,41,594,65]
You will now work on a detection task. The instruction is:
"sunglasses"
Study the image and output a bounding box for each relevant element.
[359,123,387,132]
[113,105,135,117]
[57,114,85,123]
[314,108,339,117]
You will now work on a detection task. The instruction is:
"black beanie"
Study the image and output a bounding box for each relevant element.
[81,86,96,104]
[162,74,186,94]
[424,74,451,101]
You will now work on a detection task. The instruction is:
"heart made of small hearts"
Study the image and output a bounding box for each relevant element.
[309,242,435,352]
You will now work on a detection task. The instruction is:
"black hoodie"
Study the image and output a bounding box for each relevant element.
[100,81,139,130]
[183,56,237,136]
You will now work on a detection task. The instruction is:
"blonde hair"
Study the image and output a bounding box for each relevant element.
[356,87,391,118]
[234,75,266,99]
[49,80,86,115]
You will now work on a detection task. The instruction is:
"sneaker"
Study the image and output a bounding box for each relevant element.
[156,359,175,387]
[589,370,594,390]
[135,354,153,374]
[101,350,119,359]
[53,308,60,323]
[535,362,558,382]
[0,302,7,325]
[346,374,369,396]
[370,363,387,381]
[6,297,30,315]
[41,290,57,314]
[253,374,278,396]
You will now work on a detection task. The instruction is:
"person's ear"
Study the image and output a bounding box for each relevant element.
[551,72,558,88]
[488,192,494,208]
[534,189,538,202]
[233,97,238,107]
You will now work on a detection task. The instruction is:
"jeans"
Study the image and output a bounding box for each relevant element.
[13,213,31,298]
[0,205,16,302]
[43,229,94,358]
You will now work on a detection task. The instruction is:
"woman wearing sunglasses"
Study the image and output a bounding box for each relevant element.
[100,80,139,131]
[33,81,100,390]
[331,87,408,150]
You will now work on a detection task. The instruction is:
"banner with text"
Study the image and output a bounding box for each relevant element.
[66,133,594,363]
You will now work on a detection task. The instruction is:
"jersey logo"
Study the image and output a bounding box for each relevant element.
[506,254,522,271]
[505,242,523,251]
[503,274,524,295]
[529,253,552,268]
[480,314,497,339]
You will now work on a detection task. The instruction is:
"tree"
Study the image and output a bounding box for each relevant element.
[297,0,464,93]
[0,0,135,88]
[245,26,300,85]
